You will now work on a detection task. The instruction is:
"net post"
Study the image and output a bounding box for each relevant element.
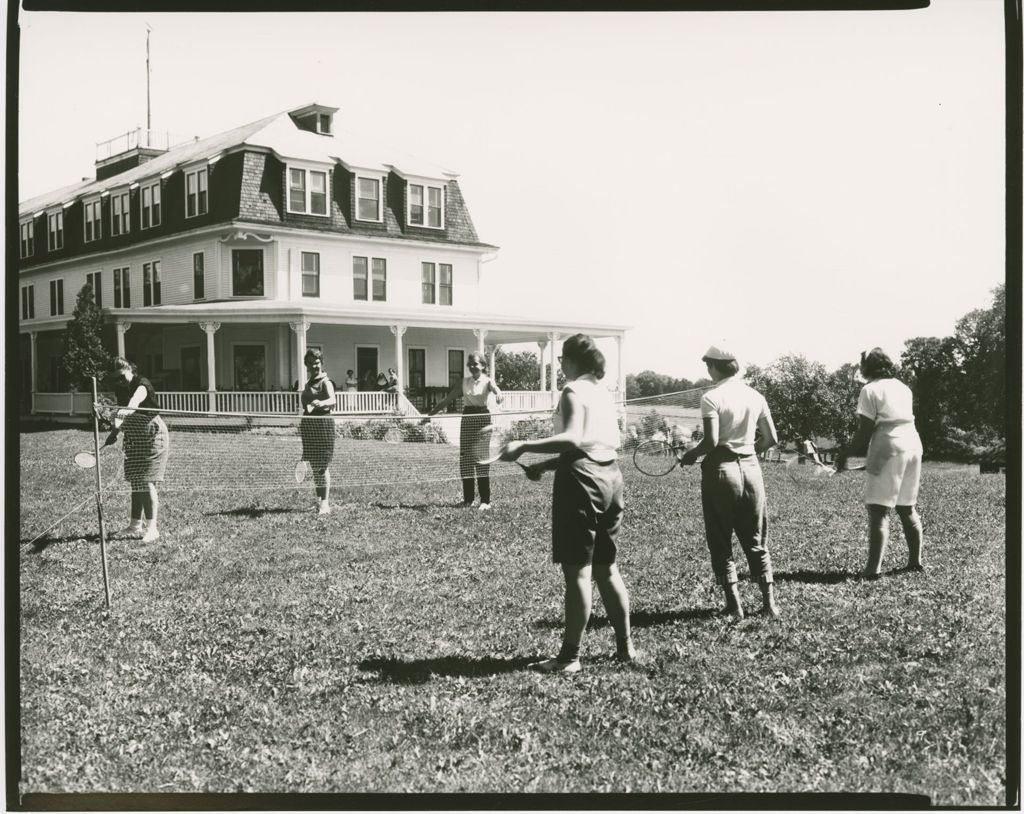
[91,376,112,612]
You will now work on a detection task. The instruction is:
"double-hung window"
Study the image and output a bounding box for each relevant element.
[301,252,320,297]
[408,183,444,228]
[439,264,453,305]
[141,181,161,229]
[287,166,328,216]
[232,249,264,297]
[185,167,208,217]
[20,220,35,258]
[111,190,130,236]
[356,175,382,222]
[49,279,64,316]
[83,200,102,243]
[113,267,131,308]
[47,211,64,251]
[353,257,386,302]
[422,262,453,305]
[193,253,205,300]
[421,262,436,304]
[86,271,102,308]
[21,285,34,320]
[143,261,162,307]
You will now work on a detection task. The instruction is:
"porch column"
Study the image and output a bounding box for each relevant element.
[390,324,407,392]
[199,321,220,413]
[537,340,548,392]
[29,331,38,414]
[116,320,132,358]
[615,334,626,404]
[290,320,310,390]
[486,344,498,380]
[547,332,561,407]
[473,327,487,359]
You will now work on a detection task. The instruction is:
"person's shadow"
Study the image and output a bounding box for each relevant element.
[532,607,719,631]
[773,569,859,584]
[358,654,542,684]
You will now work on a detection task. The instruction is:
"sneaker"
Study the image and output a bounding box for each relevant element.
[478,503,492,511]
[528,657,581,674]
[140,526,160,543]
[614,645,639,663]
[114,524,144,539]
[317,502,331,516]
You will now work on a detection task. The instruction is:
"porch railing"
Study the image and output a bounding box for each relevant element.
[27,389,570,418]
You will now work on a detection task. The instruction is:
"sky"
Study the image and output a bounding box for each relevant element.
[16,3,1007,381]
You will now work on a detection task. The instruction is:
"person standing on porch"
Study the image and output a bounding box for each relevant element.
[105,356,170,543]
[426,351,504,510]
[299,348,336,516]
[344,370,358,392]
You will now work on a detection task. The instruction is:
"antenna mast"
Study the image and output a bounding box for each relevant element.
[146,24,152,132]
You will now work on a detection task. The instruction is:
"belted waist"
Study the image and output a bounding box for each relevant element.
[704,446,755,464]
[463,406,489,414]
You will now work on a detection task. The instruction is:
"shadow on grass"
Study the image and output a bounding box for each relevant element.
[203,506,301,518]
[773,569,859,584]
[357,654,542,684]
[532,606,719,631]
[369,502,435,512]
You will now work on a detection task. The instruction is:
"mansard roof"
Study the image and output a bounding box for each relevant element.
[19,104,462,217]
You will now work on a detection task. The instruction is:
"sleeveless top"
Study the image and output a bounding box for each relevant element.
[462,375,494,408]
[301,372,333,416]
[552,376,619,463]
[115,376,161,416]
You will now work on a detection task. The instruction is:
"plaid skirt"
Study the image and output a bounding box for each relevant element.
[123,415,170,487]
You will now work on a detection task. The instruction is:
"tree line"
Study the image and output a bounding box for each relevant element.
[61,282,1005,460]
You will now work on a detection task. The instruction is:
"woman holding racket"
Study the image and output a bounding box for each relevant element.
[501,334,635,673]
[426,351,504,510]
[837,347,924,578]
[678,344,780,621]
[105,356,170,543]
[299,348,336,516]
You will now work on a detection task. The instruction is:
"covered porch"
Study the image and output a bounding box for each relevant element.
[21,301,629,418]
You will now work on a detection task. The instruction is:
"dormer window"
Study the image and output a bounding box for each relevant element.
[287,164,329,216]
[20,219,35,258]
[83,198,102,243]
[317,114,331,135]
[185,166,208,218]
[356,175,383,222]
[408,183,444,229]
[111,189,130,236]
[140,180,161,229]
[47,210,64,251]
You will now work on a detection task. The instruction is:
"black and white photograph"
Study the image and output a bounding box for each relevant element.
[11,1,1015,807]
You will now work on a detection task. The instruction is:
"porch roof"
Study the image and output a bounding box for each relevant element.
[93,300,631,343]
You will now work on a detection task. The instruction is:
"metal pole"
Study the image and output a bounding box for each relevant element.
[146,26,151,132]
[91,376,112,612]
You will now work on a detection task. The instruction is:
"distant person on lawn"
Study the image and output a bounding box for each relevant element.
[678,343,780,621]
[501,333,636,673]
[426,351,504,510]
[837,347,924,578]
[105,356,170,543]
[299,348,336,516]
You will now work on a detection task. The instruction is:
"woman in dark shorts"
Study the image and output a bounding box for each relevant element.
[299,348,336,516]
[501,334,635,674]
[105,356,170,543]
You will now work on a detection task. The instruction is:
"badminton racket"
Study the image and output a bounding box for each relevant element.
[294,460,311,484]
[474,425,551,481]
[780,449,864,487]
[632,439,693,477]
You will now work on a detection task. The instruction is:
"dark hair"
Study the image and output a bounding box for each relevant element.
[561,333,606,380]
[705,358,739,377]
[304,348,323,366]
[860,347,897,380]
[466,351,486,367]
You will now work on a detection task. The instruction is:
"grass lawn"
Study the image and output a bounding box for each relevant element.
[16,428,1008,802]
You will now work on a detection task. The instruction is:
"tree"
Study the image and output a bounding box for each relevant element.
[494,348,542,390]
[952,283,1005,438]
[744,354,849,446]
[900,335,963,449]
[62,283,112,390]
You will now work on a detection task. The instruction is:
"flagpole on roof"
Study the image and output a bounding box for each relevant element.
[145,23,152,133]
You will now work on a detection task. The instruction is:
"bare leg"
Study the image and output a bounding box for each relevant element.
[895,505,924,570]
[558,563,593,662]
[594,563,634,658]
[864,504,890,578]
